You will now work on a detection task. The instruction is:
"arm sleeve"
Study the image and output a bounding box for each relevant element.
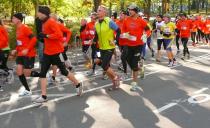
[60,24,71,43]
[93,31,98,43]
[24,26,37,50]
[109,21,119,31]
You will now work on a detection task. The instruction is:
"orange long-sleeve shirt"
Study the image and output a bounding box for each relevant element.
[58,23,72,43]
[0,26,9,49]
[116,19,127,46]
[42,18,64,55]
[16,24,37,57]
[203,20,210,34]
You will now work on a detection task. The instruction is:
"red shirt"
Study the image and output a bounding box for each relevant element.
[58,23,72,44]
[42,18,64,55]
[0,26,9,49]
[204,20,210,34]
[86,21,95,40]
[176,19,192,38]
[80,25,91,46]
[16,24,37,57]
[122,17,147,46]
[191,20,199,32]
[116,19,127,46]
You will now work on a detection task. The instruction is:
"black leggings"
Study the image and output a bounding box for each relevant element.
[191,32,196,43]
[175,35,180,50]
[181,38,190,56]
[204,34,210,43]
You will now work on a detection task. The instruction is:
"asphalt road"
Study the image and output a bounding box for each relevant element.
[0,43,210,128]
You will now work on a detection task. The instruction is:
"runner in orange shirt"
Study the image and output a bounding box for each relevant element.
[50,14,73,83]
[176,13,192,60]
[203,16,210,44]
[11,13,37,96]
[34,6,82,103]
[190,16,198,46]
[86,12,99,75]
[116,10,128,79]
[122,4,148,91]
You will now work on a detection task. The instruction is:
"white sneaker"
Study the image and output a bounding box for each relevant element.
[76,83,83,96]
[168,61,173,67]
[173,61,177,66]
[130,82,138,91]
[19,90,32,97]
[33,96,47,103]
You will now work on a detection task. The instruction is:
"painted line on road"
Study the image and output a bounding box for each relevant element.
[0,53,209,116]
[193,88,209,94]
[153,103,178,114]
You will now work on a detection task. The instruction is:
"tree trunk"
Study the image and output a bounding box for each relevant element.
[144,0,151,17]
[196,0,200,13]
[188,0,191,15]
[180,0,183,12]
[93,0,102,12]
[120,0,125,10]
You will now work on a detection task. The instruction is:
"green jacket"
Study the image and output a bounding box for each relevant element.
[95,17,115,50]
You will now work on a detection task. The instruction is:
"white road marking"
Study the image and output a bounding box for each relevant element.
[193,88,209,94]
[0,53,209,116]
[153,103,178,114]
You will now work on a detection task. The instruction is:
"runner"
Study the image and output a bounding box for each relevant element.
[175,15,181,54]
[176,13,192,60]
[122,4,148,91]
[50,14,73,83]
[80,18,92,69]
[190,15,198,47]
[0,19,14,88]
[116,10,128,79]
[34,6,82,103]
[154,14,164,62]
[86,12,99,76]
[11,13,37,96]
[161,14,177,67]
[203,16,210,44]
[94,5,121,90]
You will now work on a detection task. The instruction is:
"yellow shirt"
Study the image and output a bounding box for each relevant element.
[161,22,176,39]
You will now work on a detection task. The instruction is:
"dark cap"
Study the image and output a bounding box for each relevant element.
[13,13,24,22]
[38,6,51,16]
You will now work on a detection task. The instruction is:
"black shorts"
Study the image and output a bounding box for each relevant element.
[82,45,90,53]
[157,39,164,50]
[16,56,35,69]
[39,53,68,78]
[100,49,114,71]
[126,45,143,71]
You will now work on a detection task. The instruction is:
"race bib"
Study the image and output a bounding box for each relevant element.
[89,30,95,35]
[84,40,91,45]
[181,26,187,30]
[16,40,22,46]
[96,52,101,57]
[164,27,170,33]
[128,35,137,41]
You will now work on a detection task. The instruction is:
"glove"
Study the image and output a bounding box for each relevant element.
[38,33,48,39]
[163,33,171,37]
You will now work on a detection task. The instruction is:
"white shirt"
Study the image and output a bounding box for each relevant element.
[156,21,165,39]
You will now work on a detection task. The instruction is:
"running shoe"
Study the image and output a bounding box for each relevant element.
[19,90,32,97]
[130,82,138,91]
[33,96,48,103]
[76,82,83,96]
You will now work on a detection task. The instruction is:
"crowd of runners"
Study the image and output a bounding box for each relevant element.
[0,3,210,103]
